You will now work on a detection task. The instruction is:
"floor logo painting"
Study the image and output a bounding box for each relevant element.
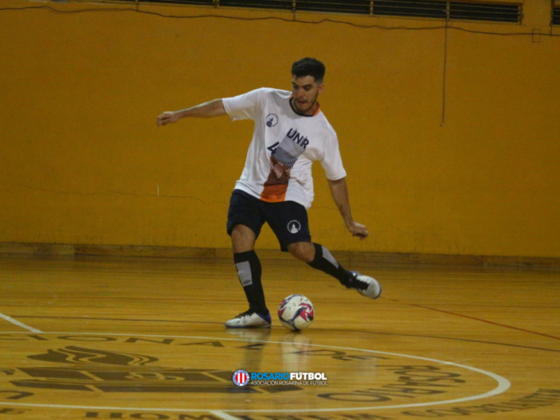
[0,332,533,419]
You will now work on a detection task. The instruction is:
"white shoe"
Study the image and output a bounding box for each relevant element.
[349,272,382,299]
[225,310,272,328]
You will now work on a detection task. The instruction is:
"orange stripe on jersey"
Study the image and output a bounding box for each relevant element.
[260,184,288,203]
[312,103,321,116]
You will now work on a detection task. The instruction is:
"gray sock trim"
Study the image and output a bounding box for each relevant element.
[321,246,339,268]
[235,261,253,286]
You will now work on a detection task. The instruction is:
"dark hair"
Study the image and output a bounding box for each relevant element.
[291,57,325,83]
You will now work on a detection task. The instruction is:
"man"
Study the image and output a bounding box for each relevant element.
[157,58,381,328]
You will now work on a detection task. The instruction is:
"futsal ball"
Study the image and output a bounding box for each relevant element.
[278,294,314,331]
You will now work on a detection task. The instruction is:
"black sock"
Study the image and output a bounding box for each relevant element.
[233,250,268,314]
[307,243,354,287]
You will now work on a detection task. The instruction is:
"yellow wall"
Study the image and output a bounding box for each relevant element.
[1,0,559,258]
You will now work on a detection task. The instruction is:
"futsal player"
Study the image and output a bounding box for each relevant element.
[157,58,381,328]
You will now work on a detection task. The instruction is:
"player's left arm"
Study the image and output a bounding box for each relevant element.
[327,177,369,240]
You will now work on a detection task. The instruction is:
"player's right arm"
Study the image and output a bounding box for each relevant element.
[156,99,226,126]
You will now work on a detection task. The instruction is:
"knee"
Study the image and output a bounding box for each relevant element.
[287,242,315,263]
[231,225,256,253]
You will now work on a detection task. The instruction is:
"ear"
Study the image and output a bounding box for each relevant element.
[317,83,325,94]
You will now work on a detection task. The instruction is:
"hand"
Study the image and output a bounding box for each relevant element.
[156,111,180,126]
[347,221,369,240]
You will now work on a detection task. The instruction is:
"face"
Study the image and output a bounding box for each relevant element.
[291,75,324,116]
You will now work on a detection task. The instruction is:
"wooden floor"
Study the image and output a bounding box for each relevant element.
[0,253,558,420]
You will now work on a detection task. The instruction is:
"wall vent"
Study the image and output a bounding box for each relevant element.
[292,0,371,14]
[553,5,560,25]
[373,1,522,23]
[449,1,521,23]
[219,0,292,11]
[373,0,447,19]
[140,0,214,5]
[136,1,523,24]
[144,0,214,4]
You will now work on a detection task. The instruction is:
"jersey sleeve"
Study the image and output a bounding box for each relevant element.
[321,133,347,181]
[222,88,263,121]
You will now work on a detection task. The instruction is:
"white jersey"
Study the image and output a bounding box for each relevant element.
[223,88,346,209]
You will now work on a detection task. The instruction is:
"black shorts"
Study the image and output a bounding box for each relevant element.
[227,190,311,252]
